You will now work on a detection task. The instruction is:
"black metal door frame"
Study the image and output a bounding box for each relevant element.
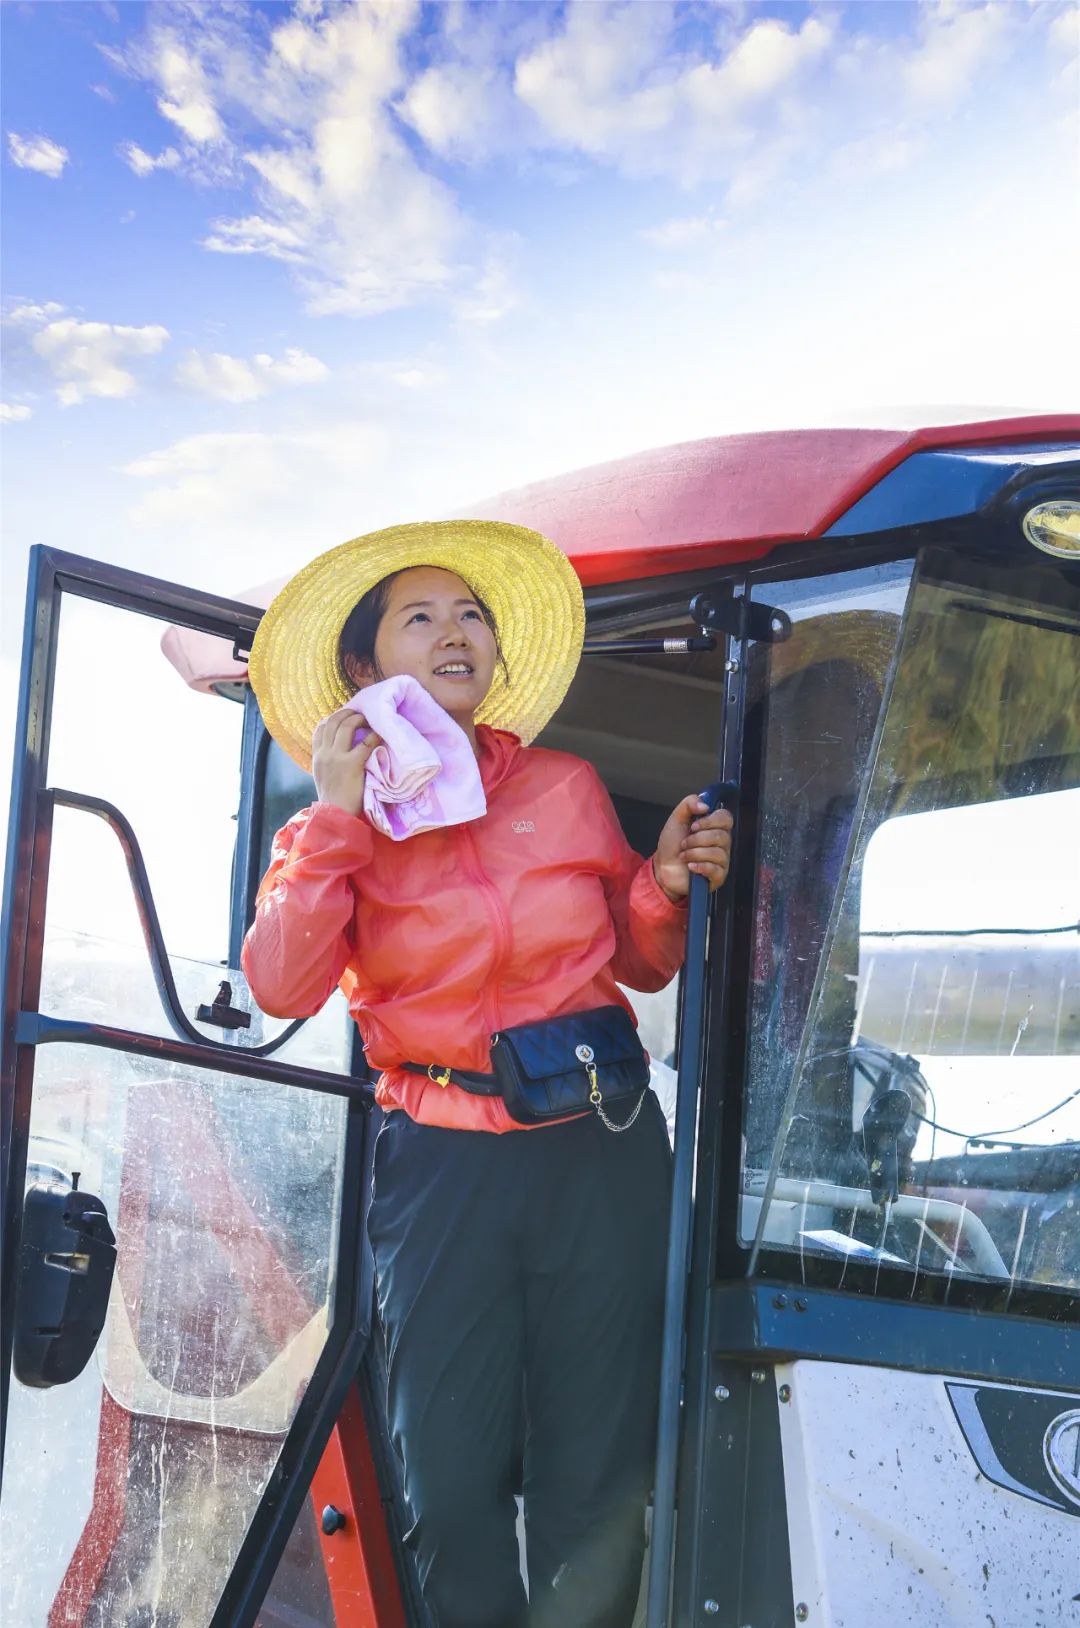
[0,546,379,1628]
[666,534,1080,1623]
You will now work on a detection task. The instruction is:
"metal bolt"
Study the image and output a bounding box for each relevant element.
[750,1368,767,1384]
[773,1293,788,1309]
[703,1603,720,1616]
[714,1384,731,1401]
[795,1606,810,1622]
[795,1297,808,1312]
[724,658,740,674]
[778,1384,792,1403]
[321,1504,347,1536]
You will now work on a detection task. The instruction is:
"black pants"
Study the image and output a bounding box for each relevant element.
[367,1091,672,1628]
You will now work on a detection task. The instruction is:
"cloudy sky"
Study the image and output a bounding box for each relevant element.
[3,0,1078,618]
[2,1,1078,905]
[1,2,1076,1104]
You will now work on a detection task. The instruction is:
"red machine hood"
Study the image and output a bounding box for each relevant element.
[162,415,1080,695]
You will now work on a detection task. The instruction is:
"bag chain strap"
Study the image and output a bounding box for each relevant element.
[586,1062,646,1134]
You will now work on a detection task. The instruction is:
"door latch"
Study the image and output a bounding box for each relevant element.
[196,979,252,1031]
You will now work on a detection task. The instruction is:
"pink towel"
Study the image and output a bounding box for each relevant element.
[345,675,487,841]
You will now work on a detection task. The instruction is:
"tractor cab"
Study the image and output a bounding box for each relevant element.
[2,417,1077,1628]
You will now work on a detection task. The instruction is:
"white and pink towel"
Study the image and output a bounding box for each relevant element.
[345,674,487,841]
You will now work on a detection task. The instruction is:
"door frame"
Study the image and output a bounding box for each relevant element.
[1,546,381,1628]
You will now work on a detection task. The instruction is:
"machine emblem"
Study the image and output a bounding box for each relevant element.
[1044,1410,1080,1508]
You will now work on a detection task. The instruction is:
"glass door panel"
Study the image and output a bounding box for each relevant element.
[2,1043,348,1626]
[3,552,369,1628]
[742,551,1080,1298]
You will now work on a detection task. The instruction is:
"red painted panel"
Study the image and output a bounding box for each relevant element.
[161,415,1080,691]
[48,1391,132,1628]
[467,416,1080,586]
[310,1393,408,1628]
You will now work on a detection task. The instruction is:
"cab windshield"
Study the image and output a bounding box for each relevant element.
[741,547,1080,1300]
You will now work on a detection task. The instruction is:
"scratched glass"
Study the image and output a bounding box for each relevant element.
[740,561,915,1177]
[43,593,244,967]
[0,1044,347,1628]
[742,551,1080,1297]
[38,594,354,1076]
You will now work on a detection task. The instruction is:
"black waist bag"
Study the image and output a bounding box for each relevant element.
[489,1005,651,1132]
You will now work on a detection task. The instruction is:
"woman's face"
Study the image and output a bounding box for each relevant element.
[350,566,498,726]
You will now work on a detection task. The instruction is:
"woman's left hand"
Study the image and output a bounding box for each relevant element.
[653,796,734,900]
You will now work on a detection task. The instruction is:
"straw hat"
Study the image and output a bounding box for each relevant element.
[249,519,586,770]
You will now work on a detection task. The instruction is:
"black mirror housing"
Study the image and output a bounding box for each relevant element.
[13,1179,117,1388]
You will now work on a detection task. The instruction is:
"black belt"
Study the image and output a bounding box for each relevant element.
[402,1062,502,1097]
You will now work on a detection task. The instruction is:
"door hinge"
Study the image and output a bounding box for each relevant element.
[689,592,791,644]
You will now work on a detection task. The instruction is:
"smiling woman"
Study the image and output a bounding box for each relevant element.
[337,566,503,750]
[239,514,733,1627]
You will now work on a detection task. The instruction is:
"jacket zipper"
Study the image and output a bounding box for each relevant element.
[458,822,510,1043]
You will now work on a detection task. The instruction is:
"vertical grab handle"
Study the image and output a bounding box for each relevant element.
[646,780,736,1628]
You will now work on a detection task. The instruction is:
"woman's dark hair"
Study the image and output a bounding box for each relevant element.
[337,569,509,687]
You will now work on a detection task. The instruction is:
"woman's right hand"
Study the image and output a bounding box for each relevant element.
[312,706,383,818]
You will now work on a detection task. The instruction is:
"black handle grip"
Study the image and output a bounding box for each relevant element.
[696,779,738,814]
[686,780,738,908]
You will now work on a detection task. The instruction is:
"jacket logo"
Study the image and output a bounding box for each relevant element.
[512,820,535,834]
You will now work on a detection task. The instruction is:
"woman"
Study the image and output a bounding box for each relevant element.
[242,520,732,1628]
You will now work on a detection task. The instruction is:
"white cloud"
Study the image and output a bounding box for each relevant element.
[640,211,724,249]
[106,0,1074,313]
[116,1,465,317]
[387,365,443,390]
[514,3,676,164]
[0,403,33,423]
[512,5,831,185]
[7,132,69,179]
[396,62,504,161]
[682,15,832,118]
[153,34,225,144]
[828,131,926,183]
[1049,2,1080,60]
[7,301,65,325]
[123,421,388,535]
[201,214,308,263]
[119,140,181,177]
[175,346,329,403]
[506,0,1064,203]
[91,82,118,103]
[901,0,1010,106]
[454,251,518,326]
[30,316,169,406]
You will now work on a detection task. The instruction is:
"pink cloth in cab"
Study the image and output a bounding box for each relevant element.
[345,675,487,841]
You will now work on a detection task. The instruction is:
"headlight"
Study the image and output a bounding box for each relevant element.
[1022,499,1080,559]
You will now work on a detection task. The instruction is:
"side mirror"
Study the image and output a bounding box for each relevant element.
[13,1176,117,1388]
[860,1090,913,1208]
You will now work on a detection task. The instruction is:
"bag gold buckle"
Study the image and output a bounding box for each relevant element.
[428,1064,452,1088]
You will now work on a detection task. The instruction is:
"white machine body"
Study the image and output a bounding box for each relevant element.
[776,1360,1079,1627]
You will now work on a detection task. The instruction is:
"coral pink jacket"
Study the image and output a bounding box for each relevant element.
[241,726,687,1132]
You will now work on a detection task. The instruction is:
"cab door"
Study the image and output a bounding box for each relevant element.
[1,548,385,1628]
[672,532,1080,1628]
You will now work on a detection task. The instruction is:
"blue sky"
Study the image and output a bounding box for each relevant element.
[2,0,1078,649]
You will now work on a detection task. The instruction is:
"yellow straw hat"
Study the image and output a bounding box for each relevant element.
[249,519,586,770]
